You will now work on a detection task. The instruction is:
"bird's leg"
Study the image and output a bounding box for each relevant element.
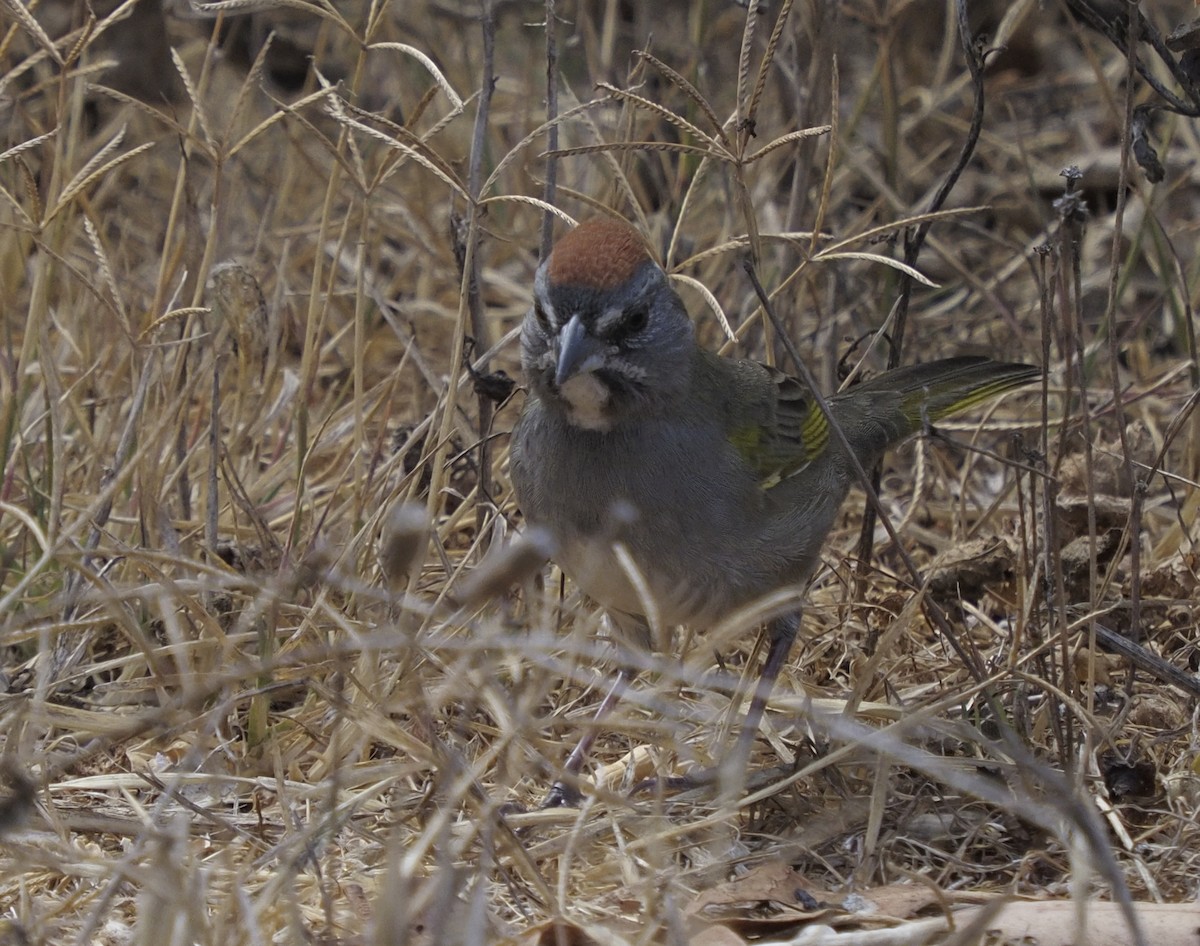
[541,610,651,807]
[625,611,801,801]
[725,611,800,787]
[540,665,636,808]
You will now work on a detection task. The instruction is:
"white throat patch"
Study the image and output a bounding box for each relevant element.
[559,373,613,431]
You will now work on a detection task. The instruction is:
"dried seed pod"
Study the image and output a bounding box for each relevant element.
[378,503,430,591]
[209,260,269,381]
[455,528,555,609]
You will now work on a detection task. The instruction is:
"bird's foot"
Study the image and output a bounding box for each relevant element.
[629,761,794,800]
[628,771,717,798]
[538,779,584,809]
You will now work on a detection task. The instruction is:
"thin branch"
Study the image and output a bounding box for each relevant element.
[540,0,559,261]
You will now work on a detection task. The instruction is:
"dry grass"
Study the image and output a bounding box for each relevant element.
[1,0,1198,943]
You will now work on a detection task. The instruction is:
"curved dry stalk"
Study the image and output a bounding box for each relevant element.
[670,273,736,343]
[138,307,210,343]
[734,0,759,136]
[478,194,574,225]
[674,230,820,269]
[635,50,727,146]
[329,94,464,181]
[320,71,370,185]
[813,251,937,287]
[229,86,339,159]
[545,185,631,226]
[187,0,354,37]
[47,139,156,225]
[81,217,123,322]
[817,205,987,257]
[88,84,193,135]
[369,42,465,110]
[265,97,366,194]
[331,113,468,198]
[170,46,215,154]
[744,124,831,164]
[480,97,605,198]
[223,29,276,144]
[0,0,138,97]
[0,129,57,166]
[0,0,65,64]
[545,140,721,161]
[809,57,839,258]
[597,83,730,157]
[744,0,795,134]
[666,148,718,268]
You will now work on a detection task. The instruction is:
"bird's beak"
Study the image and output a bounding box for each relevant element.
[555,314,601,387]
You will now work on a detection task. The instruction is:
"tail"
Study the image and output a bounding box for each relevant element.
[828,356,1039,462]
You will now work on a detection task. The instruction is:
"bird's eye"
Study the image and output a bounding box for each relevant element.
[624,304,650,334]
[533,298,550,328]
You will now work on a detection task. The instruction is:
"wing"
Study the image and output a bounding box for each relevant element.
[715,354,1039,491]
[704,354,831,491]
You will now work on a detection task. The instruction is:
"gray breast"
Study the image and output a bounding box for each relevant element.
[512,403,793,625]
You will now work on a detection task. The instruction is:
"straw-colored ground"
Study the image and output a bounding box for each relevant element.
[1,1,1198,943]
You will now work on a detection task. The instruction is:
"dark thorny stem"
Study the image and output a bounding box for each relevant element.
[1058,169,1089,773]
[1063,0,1200,117]
[743,261,988,683]
[49,360,154,692]
[1105,0,1141,705]
[540,0,559,262]
[748,263,1148,946]
[467,0,497,534]
[1031,239,1072,769]
[854,0,988,593]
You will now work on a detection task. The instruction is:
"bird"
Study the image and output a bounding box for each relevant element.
[509,217,1039,805]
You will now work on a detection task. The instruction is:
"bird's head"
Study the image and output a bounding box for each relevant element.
[521,218,695,431]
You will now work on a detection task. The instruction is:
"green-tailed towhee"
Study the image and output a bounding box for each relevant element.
[509,217,1038,803]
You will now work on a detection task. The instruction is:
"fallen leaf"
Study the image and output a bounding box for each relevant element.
[687,924,748,945]
[517,918,633,946]
[845,883,943,920]
[959,899,1200,946]
[686,861,830,920]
